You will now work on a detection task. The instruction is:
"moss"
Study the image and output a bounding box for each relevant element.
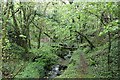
[0,39,2,80]
[57,49,94,78]
[15,62,43,78]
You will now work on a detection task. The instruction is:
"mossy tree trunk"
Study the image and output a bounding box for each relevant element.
[117,2,120,79]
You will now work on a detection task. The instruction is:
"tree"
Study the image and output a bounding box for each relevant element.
[117,1,120,78]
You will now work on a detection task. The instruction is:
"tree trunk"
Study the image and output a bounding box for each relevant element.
[37,29,42,49]
[108,31,111,71]
[2,1,9,47]
[117,2,120,78]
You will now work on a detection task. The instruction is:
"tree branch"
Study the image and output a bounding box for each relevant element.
[86,10,106,26]
[44,32,55,42]
[43,2,51,16]
[74,30,95,50]
[10,2,20,33]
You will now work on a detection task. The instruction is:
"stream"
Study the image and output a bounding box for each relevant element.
[47,51,72,78]
[48,64,67,78]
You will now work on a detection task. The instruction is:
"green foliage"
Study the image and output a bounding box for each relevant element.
[3,42,25,55]
[16,45,59,78]
[10,43,25,54]
[15,62,42,78]
[87,40,118,78]
[30,45,59,64]
[58,49,93,78]
[99,20,119,36]
[57,49,81,78]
